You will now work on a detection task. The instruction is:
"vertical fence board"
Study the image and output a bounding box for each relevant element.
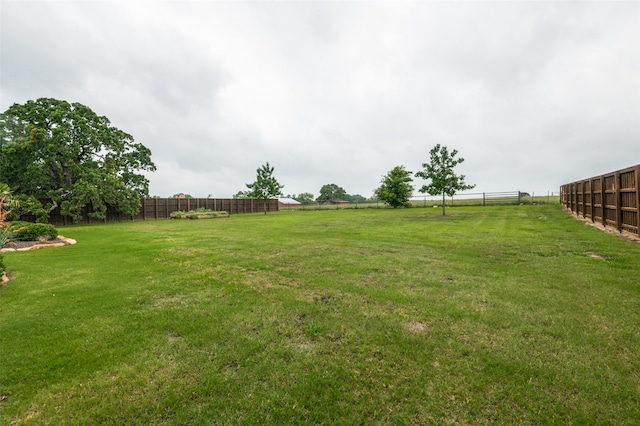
[615,171,622,232]
[636,166,640,233]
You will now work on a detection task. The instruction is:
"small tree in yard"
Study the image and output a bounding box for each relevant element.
[374,166,414,208]
[246,162,284,214]
[415,144,475,216]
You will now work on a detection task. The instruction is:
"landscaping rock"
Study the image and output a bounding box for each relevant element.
[59,236,77,245]
[1,235,76,252]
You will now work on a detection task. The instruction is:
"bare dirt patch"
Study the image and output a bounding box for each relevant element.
[585,252,605,260]
[401,321,432,334]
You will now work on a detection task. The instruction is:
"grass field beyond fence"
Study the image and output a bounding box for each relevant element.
[1,205,639,424]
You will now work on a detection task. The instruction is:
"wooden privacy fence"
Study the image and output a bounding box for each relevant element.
[26,198,280,226]
[561,165,640,235]
[140,198,279,220]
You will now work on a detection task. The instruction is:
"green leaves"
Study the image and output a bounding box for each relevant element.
[316,184,348,203]
[245,162,284,213]
[415,144,475,215]
[293,192,315,205]
[374,165,414,208]
[0,98,155,222]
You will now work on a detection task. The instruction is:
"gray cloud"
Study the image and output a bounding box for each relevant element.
[2,1,638,199]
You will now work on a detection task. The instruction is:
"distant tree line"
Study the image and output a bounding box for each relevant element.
[1,97,474,222]
[237,145,474,216]
[235,183,369,206]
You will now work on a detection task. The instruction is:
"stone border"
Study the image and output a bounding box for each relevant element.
[0,235,77,253]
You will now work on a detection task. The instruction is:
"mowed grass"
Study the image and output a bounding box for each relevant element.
[1,205,639,425]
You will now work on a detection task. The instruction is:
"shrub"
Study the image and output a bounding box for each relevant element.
[0,253,5,275]
[12,223,59,242]
[0,228,10,247]
[0,195,10,247]
[5,194,51,223]
[170,209,228,219]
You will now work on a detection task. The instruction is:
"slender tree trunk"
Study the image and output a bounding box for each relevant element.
[442,193,446,216]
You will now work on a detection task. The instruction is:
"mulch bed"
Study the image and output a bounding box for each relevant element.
[1,238,67,250]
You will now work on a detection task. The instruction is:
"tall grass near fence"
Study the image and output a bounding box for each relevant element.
[1,205,638,424]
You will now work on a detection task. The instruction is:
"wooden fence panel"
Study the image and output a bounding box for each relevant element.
[584,179,593,221]
[23,198,279,226]
[620,167,638,234]
[561,165,639,235]
[592,176,603,225]
[604,173,617,229]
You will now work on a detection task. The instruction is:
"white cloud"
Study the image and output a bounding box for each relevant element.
[2,0,639,198]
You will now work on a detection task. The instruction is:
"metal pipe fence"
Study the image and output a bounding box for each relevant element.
[283,191,559,210]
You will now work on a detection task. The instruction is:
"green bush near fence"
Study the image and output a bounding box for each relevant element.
[7,221,58,241]
[169,208,229,219]
[1,205,638,424]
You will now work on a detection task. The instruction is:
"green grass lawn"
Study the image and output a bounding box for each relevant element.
[1,205,639,424]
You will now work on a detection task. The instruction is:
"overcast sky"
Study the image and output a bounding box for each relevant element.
[1,1,639,199]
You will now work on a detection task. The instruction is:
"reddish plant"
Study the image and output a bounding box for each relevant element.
[0,195,10,225]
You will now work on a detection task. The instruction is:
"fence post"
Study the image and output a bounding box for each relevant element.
[589,178,596,222]
[483,192,485,207]
[615,171,622,232]
[581,181,586,218]
[636,166,640,234]
[599,175,605,228]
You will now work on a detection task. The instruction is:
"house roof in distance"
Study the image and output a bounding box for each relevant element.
[278,197,302,205]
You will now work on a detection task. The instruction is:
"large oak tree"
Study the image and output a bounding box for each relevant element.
[0,98,156,222]
[316,183,348,204]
